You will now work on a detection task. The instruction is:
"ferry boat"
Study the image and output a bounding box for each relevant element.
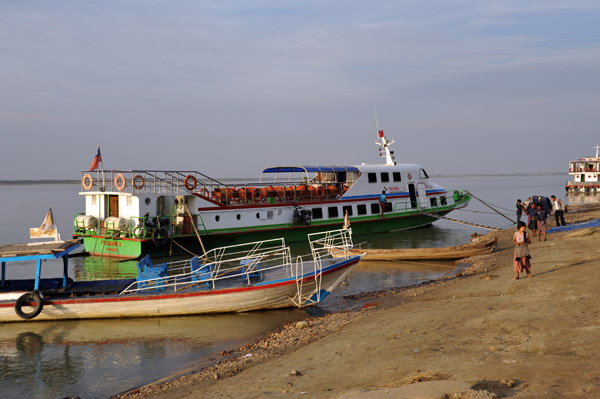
[73,129,471,258]
[565,145,600,195]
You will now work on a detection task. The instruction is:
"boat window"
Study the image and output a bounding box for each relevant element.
[312,208,323,219]
[380,173,389,183]
[393,172,401,182]
[328,207,339,218]
[256,212,260,219]
[430,197,438,207]
[267,210,274,219]
[357,204,367,215]
[215,215,220,222]
[370,203,380,214]
[236,214,241,220]
[368,173,377,183]
[342,205,353,216]
[441,196,447,206]
[419,168,429,179]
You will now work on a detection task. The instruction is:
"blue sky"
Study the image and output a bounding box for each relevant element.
[1,1,599,179]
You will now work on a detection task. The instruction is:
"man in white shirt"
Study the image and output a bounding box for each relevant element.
[550,195,566,226]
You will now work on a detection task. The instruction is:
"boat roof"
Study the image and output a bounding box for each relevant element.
[262,166,360,174]
[0,240,81,261]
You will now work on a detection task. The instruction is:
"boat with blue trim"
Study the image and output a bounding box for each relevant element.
[74,129,471,258]
[0,229,360,322]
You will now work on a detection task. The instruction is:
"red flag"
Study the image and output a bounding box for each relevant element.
[89,147,102,171]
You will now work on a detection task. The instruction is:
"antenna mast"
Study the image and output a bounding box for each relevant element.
[374,107,396,165]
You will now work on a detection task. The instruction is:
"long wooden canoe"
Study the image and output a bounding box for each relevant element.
[339,236,497,261]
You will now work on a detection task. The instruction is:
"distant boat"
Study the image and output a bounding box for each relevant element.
[73,128,471,258]
[566,145,600,195]
[333,236,497,261]
[0,229,361,322]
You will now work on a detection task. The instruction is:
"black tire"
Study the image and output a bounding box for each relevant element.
[15,291,44,320]
[151,229,169,246]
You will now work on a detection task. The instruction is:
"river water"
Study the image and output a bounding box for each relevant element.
[0,174,575,398]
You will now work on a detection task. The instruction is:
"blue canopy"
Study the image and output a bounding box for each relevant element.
[262,166,360,174]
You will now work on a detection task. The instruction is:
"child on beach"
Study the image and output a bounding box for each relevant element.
[513,221,532,280]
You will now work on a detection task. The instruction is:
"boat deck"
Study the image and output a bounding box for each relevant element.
[0,240,81,259]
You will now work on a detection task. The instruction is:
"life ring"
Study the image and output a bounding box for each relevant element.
[253,189,262,202]
[15,291,44,320]
[151,229,170,246]
[133,174,145,190]
[114,173,126,191]
[82,173,93,190]
[199,187,209,197]
[316,186,325,199]
[184,175,197,191]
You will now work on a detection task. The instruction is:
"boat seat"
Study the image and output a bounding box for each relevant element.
[240,259,262,284]
[190,256,214,289]
[136,255,168,292]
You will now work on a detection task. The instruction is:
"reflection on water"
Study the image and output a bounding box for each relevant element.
[566,193,600,205]
[0,311,306,399]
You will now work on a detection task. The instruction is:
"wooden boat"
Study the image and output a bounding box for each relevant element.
[335,235,497,261]
[74,128,471,258]
[0,229,361,322]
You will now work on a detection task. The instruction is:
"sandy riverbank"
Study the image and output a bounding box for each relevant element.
[120,204,600,399]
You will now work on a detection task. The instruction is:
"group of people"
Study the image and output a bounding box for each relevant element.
[512,195,567,280]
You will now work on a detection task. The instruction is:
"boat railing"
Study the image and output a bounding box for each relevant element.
[80,170,353,205]
[202,181,351,206]
[119,244,293,295]
[80,170,225,194]
[308,229,354,260]
[73,212,205,240]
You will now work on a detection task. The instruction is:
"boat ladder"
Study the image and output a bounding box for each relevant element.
[289,254,323,308]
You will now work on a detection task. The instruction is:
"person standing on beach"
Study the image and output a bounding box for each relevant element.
[526,202,537,236]
[551,195,566,226]
[513,221,532,280]
[535,204,548,241]
[516,199,524,223]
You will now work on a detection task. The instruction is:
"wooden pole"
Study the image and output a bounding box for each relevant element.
[184,203,207,255]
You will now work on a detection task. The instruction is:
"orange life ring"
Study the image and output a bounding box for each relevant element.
[199,187,209,197]
[184,175,197,191]
[316,186,325,199]
[133,174,145,190]
[82,173,93,190]
[253,189,262,202]
[114,173,126,191]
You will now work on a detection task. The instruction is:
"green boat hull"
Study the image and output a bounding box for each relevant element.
[80,207,458,259]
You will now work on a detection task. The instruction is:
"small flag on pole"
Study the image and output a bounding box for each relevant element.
[39,207,54,231]
[89,146,102,171]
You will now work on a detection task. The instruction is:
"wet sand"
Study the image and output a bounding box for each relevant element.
[120,204,600,399]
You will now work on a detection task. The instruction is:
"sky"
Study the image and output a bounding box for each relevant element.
[1,0,600,180]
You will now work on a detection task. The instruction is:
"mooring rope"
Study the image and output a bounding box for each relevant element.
[465,191,516,224]
[425,212,502,231]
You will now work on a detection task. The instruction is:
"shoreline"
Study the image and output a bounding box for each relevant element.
[118,203,600,399]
